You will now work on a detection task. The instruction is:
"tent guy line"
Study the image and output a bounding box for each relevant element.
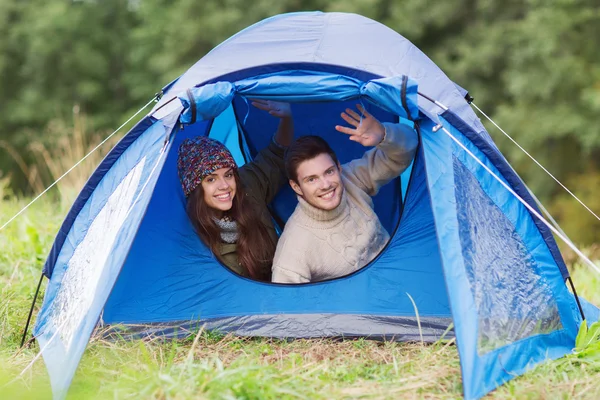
[0,96,158,233]
[440,125,600,277]
[471,101,593,263]
[471,102,600,225]
[17,318,68,380]
[529,190,573,242]
[419,94,582,252]
[465,102,577,245]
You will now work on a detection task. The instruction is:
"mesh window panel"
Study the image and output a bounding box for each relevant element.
[453,157,562,354]
[47,158,146,351]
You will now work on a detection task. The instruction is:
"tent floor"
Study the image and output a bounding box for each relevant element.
[98,314,454,343]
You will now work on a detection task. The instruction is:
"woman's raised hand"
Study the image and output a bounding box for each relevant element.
[335,104,385,147]
[251,99,292,119]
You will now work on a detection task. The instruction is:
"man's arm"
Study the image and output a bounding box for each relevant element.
[335,105,417,196]
[272,265,311,284]
[239,100,294,204]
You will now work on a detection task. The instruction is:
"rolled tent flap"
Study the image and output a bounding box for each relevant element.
[361,75,419,121]
[178,81,235,124]
[177,71,419,124]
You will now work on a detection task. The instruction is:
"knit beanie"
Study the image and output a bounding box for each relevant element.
[177,136,237,197]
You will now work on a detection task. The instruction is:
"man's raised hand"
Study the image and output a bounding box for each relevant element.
[335,104,385,147]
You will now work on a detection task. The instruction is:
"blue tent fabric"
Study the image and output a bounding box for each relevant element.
[421,117,581,399]
[104,135,451,325]
[41,116,156,278]
[441,110,569,279]
[581,298,600,323]
[178,72,419,124]
[33,113,178,398]
[33,11,599,400]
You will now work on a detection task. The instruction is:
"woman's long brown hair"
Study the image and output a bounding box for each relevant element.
[186,171,275,281]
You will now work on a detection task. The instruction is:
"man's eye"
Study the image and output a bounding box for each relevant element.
[325,169,334,175]
[308,177,315,183]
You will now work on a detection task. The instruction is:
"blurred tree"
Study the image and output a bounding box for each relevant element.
[551,170,600,244]
[424,0,600,243]
[3,0,141,134]
[0,0,598,242]
[0,0,142,190]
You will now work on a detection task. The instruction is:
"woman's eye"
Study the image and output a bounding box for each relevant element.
[206,178,215,183]
[225,173,233,178]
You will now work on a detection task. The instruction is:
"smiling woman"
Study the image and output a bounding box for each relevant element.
[200,168,237,214]
[177,100,294,281]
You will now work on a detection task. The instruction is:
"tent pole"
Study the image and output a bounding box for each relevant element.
[567,277,586,321]
[0,96,157,234]
[417,91,448,111]
[20,272,44,348]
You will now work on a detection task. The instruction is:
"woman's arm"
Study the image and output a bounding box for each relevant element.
[239,100,294,204]
[251,99,294,146]
[274,116,294,147]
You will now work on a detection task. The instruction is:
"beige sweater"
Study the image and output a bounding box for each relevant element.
[271,122,418,283]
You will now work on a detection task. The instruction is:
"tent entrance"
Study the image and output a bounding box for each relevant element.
[207,97,408,233]
[102,107,452,339]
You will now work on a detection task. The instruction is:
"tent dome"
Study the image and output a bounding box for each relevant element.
[155,11,486,136]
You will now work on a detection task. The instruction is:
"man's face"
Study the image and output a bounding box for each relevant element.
[290,153,344,211]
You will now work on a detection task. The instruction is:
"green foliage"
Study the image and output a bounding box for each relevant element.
[0,199,63,348]
[551,171,600,244]
[575,320,600,357]
[570,260,600,307]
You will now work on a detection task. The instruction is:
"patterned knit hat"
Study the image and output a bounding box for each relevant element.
[177,136,237,197]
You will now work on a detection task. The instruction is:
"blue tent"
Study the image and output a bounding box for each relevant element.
[32,11,599,400]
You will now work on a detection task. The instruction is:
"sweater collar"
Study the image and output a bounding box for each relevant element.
[297,189,348,223]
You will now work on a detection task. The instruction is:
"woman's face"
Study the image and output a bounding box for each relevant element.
[201,167,237,214]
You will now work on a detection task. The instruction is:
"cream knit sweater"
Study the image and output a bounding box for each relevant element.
[271,122,418,283]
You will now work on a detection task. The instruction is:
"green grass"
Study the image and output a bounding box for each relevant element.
[1,196,600,399]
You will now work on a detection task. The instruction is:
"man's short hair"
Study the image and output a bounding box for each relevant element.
[284,135,339,182]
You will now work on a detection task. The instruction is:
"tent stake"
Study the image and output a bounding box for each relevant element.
[20,273,44,348]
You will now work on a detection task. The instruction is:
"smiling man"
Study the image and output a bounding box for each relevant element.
[271,105,418,283]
